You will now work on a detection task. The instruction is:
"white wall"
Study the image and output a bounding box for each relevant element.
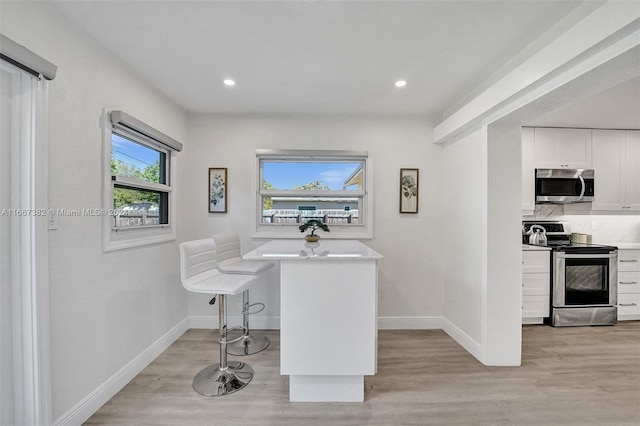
[441,125,522,366]
[441,129,485,355]
[182,114,444,327]
[485,124,522,365]
[1,2,188,421]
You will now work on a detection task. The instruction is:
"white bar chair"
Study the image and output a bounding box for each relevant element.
[179,238,258,396]
[213,233,275,355]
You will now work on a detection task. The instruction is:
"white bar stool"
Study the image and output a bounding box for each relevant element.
[179,238,258,396]
[213,233,275,355]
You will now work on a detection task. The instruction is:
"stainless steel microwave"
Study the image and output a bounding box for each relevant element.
[535,168,594,204]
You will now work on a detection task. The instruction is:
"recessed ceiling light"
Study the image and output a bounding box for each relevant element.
[395,80,407,88]
[223,79,236,86]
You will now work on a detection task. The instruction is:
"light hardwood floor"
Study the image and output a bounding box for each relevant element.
[85,322,640,425]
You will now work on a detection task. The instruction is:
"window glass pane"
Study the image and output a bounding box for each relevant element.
[261,196,360,224]
[262,161,363,190]
[113,186,167,227]
[111,133,165,184]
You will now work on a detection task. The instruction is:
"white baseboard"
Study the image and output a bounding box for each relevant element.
[189,315,444,331]
[188,315,280,330]
[54,318,189,426]
[522,317,544,325]
[619,315,640,321]
[377,315,443,329]
[440,317,483,362]
[54,314,486,425]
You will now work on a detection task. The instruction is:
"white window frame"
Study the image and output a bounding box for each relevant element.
[252,149,374,239]
[101,110,179,251]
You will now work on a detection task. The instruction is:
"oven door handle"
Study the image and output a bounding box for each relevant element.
[555,252,618,260]
[577,174,586,201]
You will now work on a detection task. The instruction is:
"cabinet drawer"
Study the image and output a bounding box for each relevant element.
[523,295,549,318]
[522,273,550,296]
[618,271,640,294]
[618,293,640,316]
[618,250,640,272]
[522,251,550,273]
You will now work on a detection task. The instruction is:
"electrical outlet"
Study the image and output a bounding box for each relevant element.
[591,221,597,230]
[48,210,57,230]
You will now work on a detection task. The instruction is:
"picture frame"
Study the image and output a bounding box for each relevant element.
[399,168,419,214]
[208,167,227,213]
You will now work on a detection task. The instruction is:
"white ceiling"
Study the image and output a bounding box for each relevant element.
[51,1,608,122]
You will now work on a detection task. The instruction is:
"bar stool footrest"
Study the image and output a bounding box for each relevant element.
[219,326,248,345]
[243,302,265,316]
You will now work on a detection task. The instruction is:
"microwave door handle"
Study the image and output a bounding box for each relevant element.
[578,175,585,200]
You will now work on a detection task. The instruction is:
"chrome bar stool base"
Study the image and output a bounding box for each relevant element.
[227,332,270,356]
[192,361,254,397]
[227,294,270,356]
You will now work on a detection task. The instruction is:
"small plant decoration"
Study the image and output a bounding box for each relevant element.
[299,219,330,242]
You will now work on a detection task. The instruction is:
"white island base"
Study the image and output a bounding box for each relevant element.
[244,239,382,402]
[289,375,363,402]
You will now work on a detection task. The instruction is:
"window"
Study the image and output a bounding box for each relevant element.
[111,133,169,227]
[102,111,182,251]
[254,149,373,239]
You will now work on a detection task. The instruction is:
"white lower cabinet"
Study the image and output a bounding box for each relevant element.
[522,250,550,324]
[618,249,640,320]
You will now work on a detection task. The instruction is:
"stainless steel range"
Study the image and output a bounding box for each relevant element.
[522,221,618,327]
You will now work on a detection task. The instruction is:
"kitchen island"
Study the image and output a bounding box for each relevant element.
[244,239,383,402]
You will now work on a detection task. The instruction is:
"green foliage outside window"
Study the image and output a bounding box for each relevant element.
[111,157,161,209]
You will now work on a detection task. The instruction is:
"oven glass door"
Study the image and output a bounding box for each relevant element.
[553,252,617,307]
[564,258,609,305]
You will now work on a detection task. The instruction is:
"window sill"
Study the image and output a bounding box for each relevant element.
[103,227,175,251]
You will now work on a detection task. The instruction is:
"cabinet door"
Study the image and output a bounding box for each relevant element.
[522,273,550,296]
[522,295,550,318]
[592,130,625,211]
[618,293,640,317]
[533,128,592,169]
[618,271,640,294]
[625,130,640,211]
[618,250,640,272]
[522,250,550,273]
[521,127,535,213]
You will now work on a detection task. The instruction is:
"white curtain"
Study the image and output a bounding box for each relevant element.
[0,59,52,426]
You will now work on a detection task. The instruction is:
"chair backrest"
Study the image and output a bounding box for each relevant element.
[179,238,219,288]
[212,233,242,263]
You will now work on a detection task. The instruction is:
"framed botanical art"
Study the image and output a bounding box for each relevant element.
[399,168,419,214]
[208,167,227,213]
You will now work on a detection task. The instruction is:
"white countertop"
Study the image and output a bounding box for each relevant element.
[522,243,639,250]
[522,244,551,251]
[244,239,383,261]
[614,243,640,250]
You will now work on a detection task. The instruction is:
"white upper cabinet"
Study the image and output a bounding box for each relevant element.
[626,131,640,211]
[592,130,625,210]
[533,127,592,169]
[592,130,640,212]
[521,127,535,213]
